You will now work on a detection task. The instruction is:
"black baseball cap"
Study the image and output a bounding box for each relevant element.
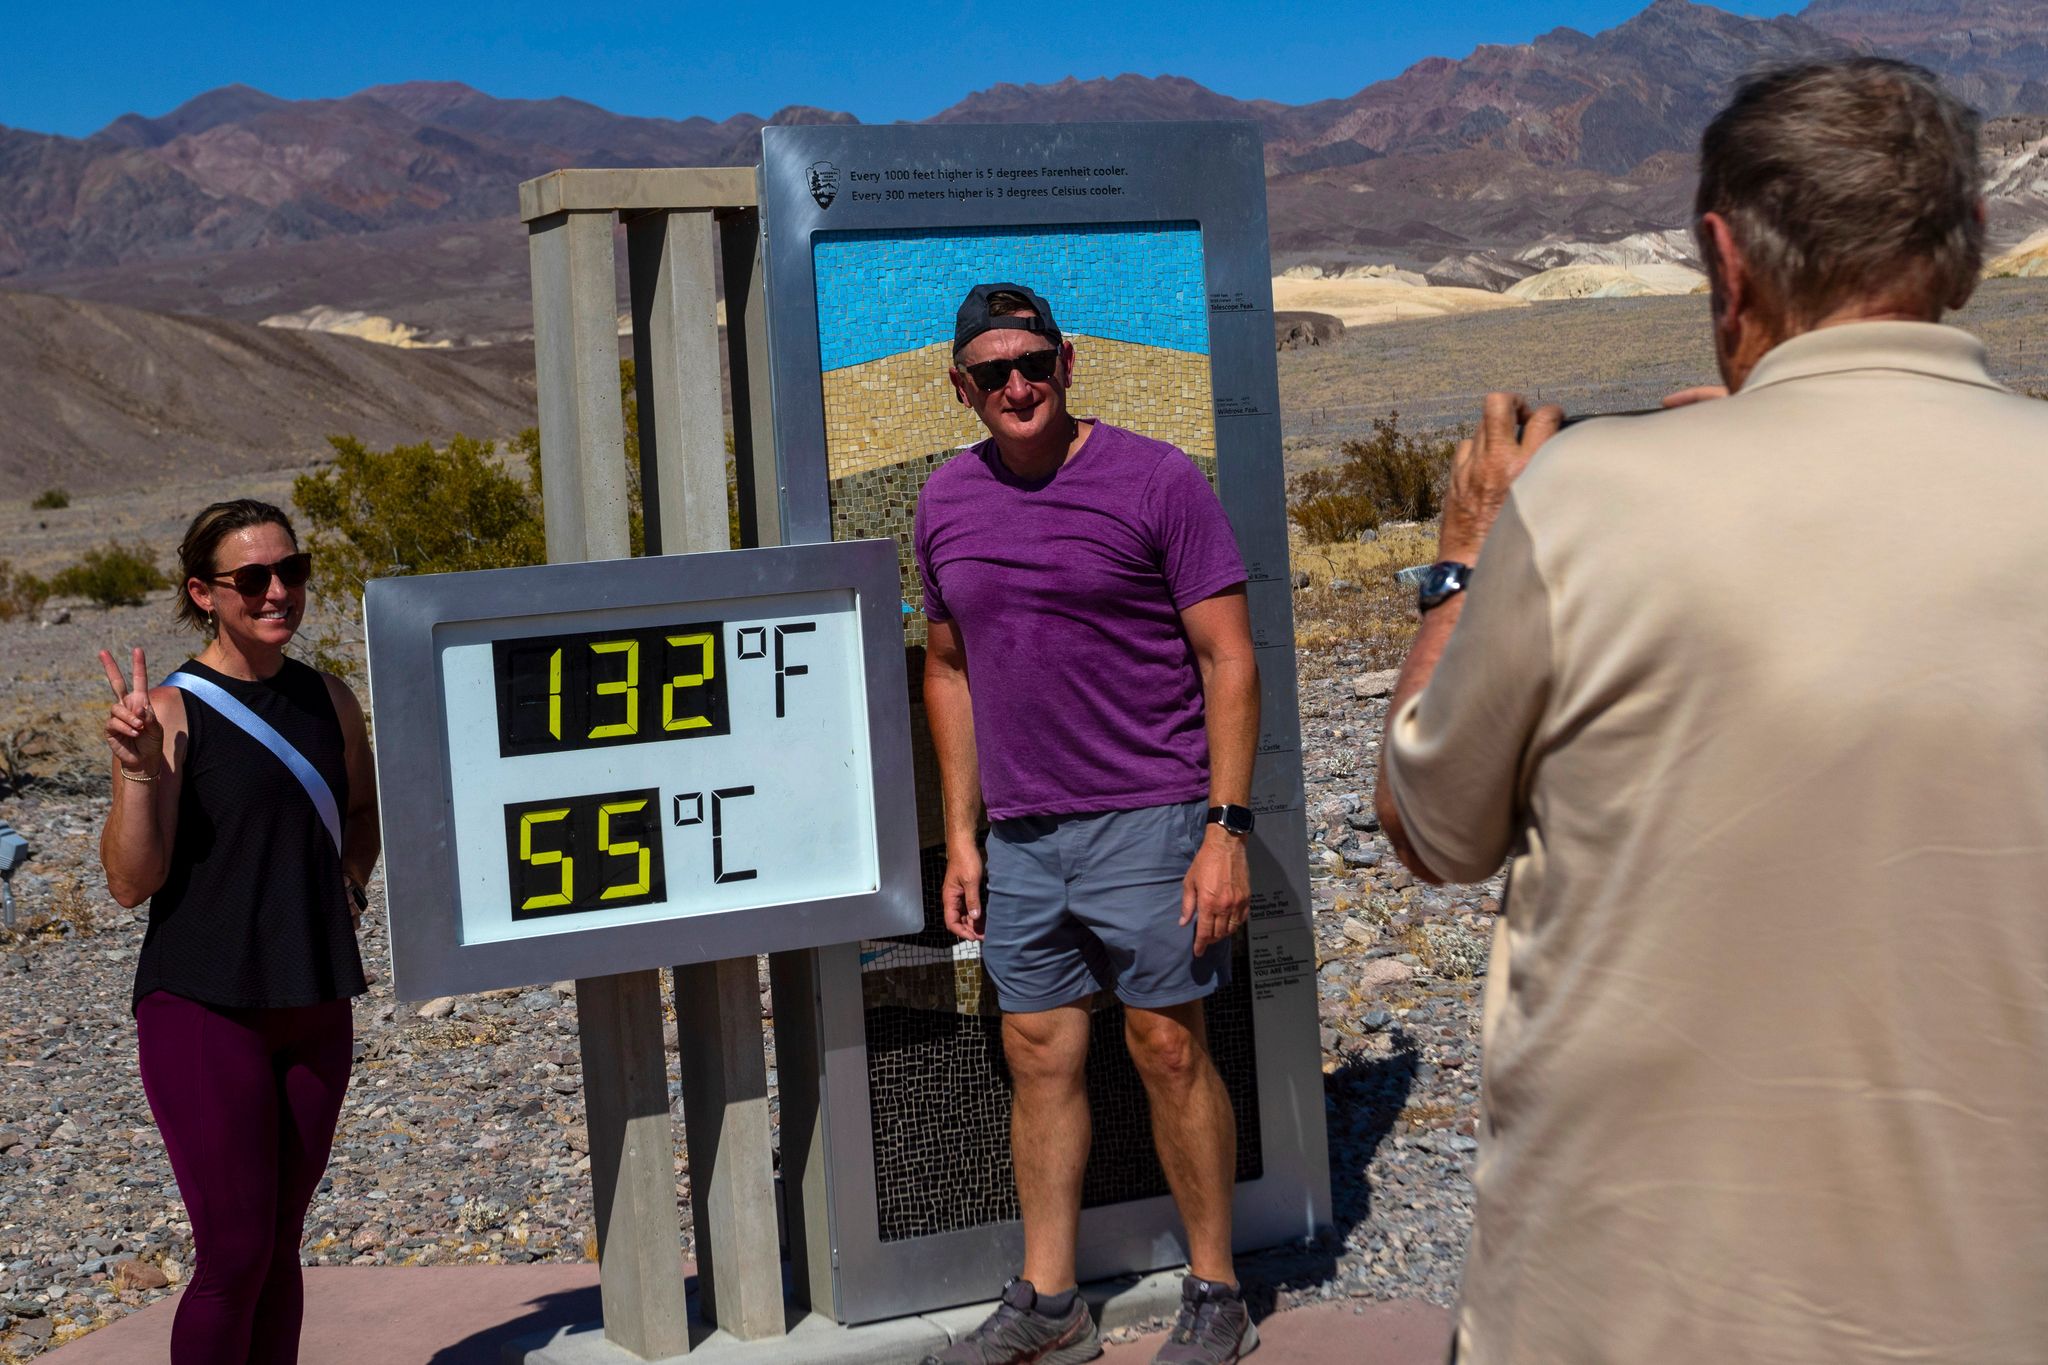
[953,282,1062,355]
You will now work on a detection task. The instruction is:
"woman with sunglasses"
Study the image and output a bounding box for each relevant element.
[98,498,377,1365]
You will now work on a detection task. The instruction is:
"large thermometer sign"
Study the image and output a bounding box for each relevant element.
[365,540,920,1000]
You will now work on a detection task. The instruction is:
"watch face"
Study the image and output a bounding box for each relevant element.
[1210,804,1254,836]
[1418,562,1470,610]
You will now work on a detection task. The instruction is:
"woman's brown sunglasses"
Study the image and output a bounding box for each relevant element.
[207,552,313,597]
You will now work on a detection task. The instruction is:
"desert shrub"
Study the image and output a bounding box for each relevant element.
[295,430,550,598]
[0,561,50,622]
[292,429,549,681]
[1288,412,1457,543]
[49,542,168,607]
[30,488,69,510]
[1342,412,1457,524]
[1286,466,1381,542]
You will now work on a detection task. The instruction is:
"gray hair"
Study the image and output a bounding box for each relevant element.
[1695,58,1983,326]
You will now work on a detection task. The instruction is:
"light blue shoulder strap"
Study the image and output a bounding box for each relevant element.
[166,671,344,855]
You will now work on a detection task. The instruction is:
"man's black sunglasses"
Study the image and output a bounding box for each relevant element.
[963,349,1060,391]
[208,552,313,596]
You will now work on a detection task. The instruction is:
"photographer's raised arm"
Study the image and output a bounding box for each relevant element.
[1376,394,1559,885]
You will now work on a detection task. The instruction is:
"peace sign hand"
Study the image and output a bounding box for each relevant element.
[100,647,164,779]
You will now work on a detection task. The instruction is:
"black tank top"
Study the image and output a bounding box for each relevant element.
[132,657,368,1009]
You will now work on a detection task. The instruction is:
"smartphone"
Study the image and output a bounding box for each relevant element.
[1556,406,1664,429]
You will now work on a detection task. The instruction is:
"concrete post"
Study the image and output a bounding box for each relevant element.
[530,210,631,565]
[719,206,780,551]
[627,210,730,559]
[627,206,787,1343]
[670,958,785,1339]
[575,971,693,1360]
[529,208,691,1362]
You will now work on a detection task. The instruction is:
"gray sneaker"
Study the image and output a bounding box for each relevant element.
[921,1278,1102,1365]
[1150,1275,1259,1364]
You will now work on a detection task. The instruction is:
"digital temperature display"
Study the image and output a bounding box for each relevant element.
[492,623,729,756]
[365,541,919,1000]
[504,787,666,919]
[422,591,871,955]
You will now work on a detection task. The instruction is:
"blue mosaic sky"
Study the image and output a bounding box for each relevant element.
[813,223,1210,372]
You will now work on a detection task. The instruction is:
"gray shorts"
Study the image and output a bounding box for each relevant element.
[982,799,1232,1014]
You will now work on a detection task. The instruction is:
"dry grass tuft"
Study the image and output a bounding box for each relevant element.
[1421,921,1490,979]
[1289,523,1437,670]
[0,561,51,623]
[1399,1098,1460,1129]
[402,1016,517,1054]
[0,706,101,798]
[1,867,102,942]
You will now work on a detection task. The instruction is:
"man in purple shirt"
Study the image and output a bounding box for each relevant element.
[917,283,1261,1365]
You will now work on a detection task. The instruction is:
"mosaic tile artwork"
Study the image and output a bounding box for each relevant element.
[811,222,1261,1244]
[813,223,1210,371]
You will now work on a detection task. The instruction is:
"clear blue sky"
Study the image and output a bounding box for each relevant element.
[8,0,1801,139]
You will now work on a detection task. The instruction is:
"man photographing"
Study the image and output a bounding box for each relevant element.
[1378,59,2048,1363]
[917,284,1260,1365]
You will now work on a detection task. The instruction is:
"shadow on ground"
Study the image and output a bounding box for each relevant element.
[426,1282,603,1365]
[1233,1035,1419,1318]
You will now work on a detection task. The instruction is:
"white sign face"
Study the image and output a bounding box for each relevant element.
[430,586,876,947]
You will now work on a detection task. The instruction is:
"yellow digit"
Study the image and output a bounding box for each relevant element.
[589,639,638,738]
[548,647,562,740]
[519,808,574,909]
[598,799,651,899]
[663,633,716,732]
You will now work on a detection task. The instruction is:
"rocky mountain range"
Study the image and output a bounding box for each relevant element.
[3,0,2044,344]
[1804,0,2048,110]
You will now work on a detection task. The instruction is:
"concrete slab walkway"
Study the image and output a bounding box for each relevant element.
[41,1265,1451,1364]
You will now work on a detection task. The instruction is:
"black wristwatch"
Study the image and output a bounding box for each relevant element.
[1416,560,1474,613]
[1206,804,1255,837]
[345,878,368,914]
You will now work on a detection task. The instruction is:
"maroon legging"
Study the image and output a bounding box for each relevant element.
[136,990,353,1365]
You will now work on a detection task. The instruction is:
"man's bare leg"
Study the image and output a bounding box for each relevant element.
[1125,999,1236,1285]
[1003,1002,1094,1293]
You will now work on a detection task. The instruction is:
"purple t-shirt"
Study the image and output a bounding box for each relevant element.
[913,421,1247,821]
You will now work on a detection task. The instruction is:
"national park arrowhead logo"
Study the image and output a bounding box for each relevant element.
[807,161,839,210]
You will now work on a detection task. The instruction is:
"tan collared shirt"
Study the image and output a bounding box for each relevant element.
[1385,323,2048,1364]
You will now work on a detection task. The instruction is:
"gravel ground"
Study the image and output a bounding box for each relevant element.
[0,588,1495,1359]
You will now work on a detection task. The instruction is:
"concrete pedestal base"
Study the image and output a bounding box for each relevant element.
[504,1270,1190,1365]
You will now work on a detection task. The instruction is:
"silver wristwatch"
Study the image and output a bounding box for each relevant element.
[1416,561,1473,613]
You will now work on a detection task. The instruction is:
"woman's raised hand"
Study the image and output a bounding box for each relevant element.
[100,647,164,778]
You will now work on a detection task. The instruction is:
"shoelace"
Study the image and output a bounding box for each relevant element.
[970,1300,1032,1351]
[1170,1293,1227,1345]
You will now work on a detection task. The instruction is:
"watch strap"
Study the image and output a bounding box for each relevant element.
[1206,804,1255,836]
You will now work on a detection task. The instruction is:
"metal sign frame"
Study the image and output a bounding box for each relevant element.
[366,539,921,1001]
[757,121,1332,1324]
